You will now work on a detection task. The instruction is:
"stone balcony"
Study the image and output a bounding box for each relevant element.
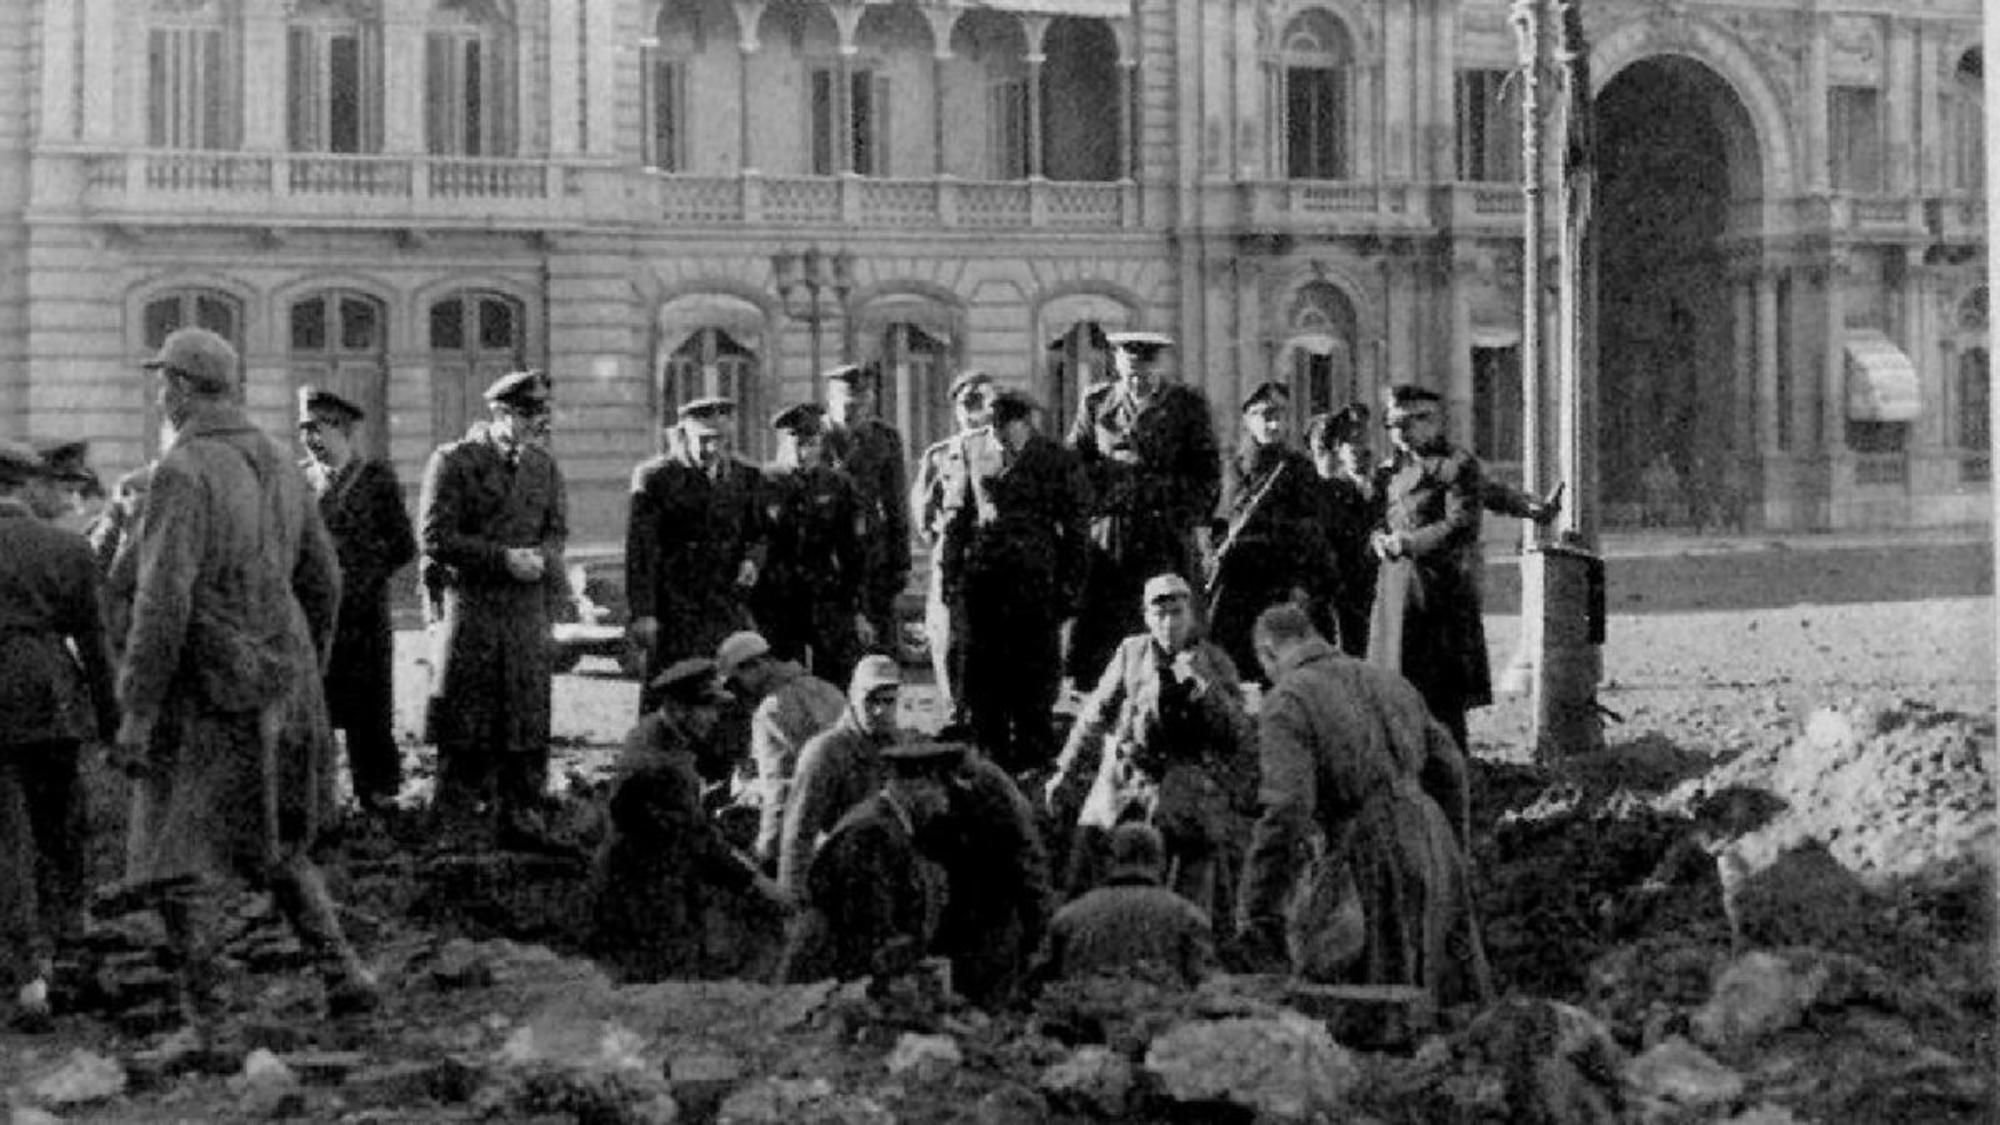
[1233,179,1525,237]
[42,147,624,229]
[651,172,1142,231]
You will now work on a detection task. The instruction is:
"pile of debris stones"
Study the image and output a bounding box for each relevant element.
[5,698,1992,1124]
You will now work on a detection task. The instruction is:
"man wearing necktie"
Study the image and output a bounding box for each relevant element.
[417,369,570,852]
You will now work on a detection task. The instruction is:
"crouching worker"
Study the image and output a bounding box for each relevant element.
[1029,823,1214,990]
[591,658,791,982]
[779,741,960,985]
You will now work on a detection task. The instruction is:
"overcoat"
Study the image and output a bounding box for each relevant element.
[1314,470,1381,656]
[1366,442,1493,716]
[305,457,414,739]
[417,422,568,757]
[0,501,117,748]
[590,712,768,981]
[1239,637,1491,1007]
[826,417,911,630]
[119,401,342,884]
[786,791,941,983]
[929,754,1054,1007]
[625,445,765,683]
[1208,442,1332,681]
[1065,381,1220,680]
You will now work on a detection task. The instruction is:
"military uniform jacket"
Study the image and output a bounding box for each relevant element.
[826,418,911,603]
[626,447,766,666]
[1372,441,1491,710]
[305,457,415,729]
[1068,382,1221,556]
[937,430,1089,613]
[756,464,864,607]
[910,430,973,551]
[417,423,568,749]
[0,499,117,746]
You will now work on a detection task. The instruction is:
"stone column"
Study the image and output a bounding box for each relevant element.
[1806,14,1830,192]
[585,0,617,155]
[549,0,580,154]
[1382,0,1410,179]
[1755,265,1781,455]
[1914,23,1939,193]
[1732,268,1756,461]
[40,0,76,142]
[1117,60,1137,179]
[242,5,287,151]
[80,0,117,144]
[733,1,767,172]
[383,6,425,154]
[1023,15,1051,180]
[1885,18,1913,193]
[1819,260,1847,455]
[1447,244,1477,438]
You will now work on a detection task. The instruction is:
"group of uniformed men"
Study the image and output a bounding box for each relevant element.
[1,321,1557,1035]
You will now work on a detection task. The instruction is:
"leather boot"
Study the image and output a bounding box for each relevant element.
[270,858,380,1017]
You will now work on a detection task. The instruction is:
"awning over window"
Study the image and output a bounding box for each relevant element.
[658,294,766,357]
[1844,331,1921,422]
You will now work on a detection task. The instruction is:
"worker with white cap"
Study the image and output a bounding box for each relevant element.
[715,629,845,868]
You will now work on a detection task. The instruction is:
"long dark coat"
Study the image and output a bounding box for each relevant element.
[1065,381,1221,681]
[940,430,1090,770]
[1366,441,1492,723]
[1239,637,1491,1008]
[119,401,342,884]
[1314,471,1381,657]
[753,464,865,686]
[417,423,568,757]
[0,501,117,748]
[1209,442,1332,682]
[590,712,770,982]
[928,754,1054,1007]
[305,457,414,743]
[826,418,910,635]
[625,447,765,698]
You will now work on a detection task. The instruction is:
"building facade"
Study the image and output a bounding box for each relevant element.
[0,0,1986,544]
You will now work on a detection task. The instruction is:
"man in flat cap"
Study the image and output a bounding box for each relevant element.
[1367,383,1488,752]
[908,369,995,724]
[939,387,1090,774]
[822,364,911,660]
[781,738,960,984]
[626,396,768,714]
[1207,381,1331,684]
[754,403,868,689]
[297,388,416,813]
[1303,405,1383,656]
[1045,572,1255,924]
[116,327,378,1029]
[1065,332,1221,686]
[417,367,570,851]
[0,441,117,1030]
[591,657,790,982]
[715,629,844,869]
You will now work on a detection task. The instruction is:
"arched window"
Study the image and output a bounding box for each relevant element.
[870,322,953,459]
[1282,281,1358,416]
[662,329,761,455]
[429,291,527,443]
[288,0,383,154]
[291,291,390,458]
[1953,48,1984,193]
[640,0,708,171]
[1282,10,1352,180]
[143,288,242,351]
[1046,321,1113,439]
[425,0,515,156]
[146,0,240,149]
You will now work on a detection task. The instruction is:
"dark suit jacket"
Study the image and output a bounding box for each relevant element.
[625,450,764,669]
[307,457,415,730]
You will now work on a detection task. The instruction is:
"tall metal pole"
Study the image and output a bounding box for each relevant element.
[1510,0,1605,759]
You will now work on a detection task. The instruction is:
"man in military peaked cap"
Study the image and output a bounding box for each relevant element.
[418,368,569,852]
[627,392,767,715]
[754,403,868,688]
[297,386,415,813]
[908,369,995,725]
[822,364,910,661]
[1065,331,1221,687]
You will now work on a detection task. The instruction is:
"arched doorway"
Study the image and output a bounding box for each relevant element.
[1596,55,1760,525]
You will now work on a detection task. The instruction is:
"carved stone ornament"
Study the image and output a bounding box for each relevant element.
[1827,14,1882,85]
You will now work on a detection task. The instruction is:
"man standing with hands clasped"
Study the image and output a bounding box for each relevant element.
[418,369,570,852]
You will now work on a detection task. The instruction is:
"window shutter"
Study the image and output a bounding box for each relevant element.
[810,68,835,175]
[148,30,171,147]
[425,33,453,154]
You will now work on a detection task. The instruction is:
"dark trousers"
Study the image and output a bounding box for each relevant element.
[160,856,366,1024]
[961,588,1062,774]
[0,740,85,984]
[431,709,549,845]
[338,719,401,808]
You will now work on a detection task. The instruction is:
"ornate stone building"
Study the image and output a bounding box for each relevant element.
[0,0,1986,542]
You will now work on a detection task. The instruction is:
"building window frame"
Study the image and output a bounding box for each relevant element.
[1455,68,1522,184]
[1280,12,1353,181]
[146,3,241,150]
[288,3,385,154]
[425,1,516,157]
[1828,84,1884,193]
[809,62,891,176]
[639,48,687,172]
[1952,48,1984,193]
